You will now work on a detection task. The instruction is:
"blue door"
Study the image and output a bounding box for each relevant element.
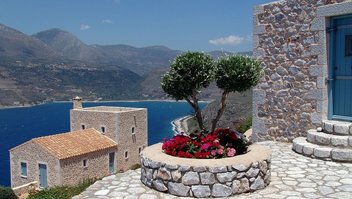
[38,164,48,188]
[109,152,115,174]
[329,15,352,121]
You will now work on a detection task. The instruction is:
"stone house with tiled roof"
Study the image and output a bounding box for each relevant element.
[10,128,117,189]
[10,97,148,192]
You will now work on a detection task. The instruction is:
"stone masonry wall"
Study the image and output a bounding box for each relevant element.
[252,0,348,142]
[60,148,117,185]
[70,108,148,172]
[10,141,60,188]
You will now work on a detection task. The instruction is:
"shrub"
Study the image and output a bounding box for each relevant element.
[28,179,95,199]
[0,186,17,199]
[237,116,252,133]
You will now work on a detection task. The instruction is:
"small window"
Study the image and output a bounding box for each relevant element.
[20,162,27,177]
[83,159,88,168]
[124,151,129,159]
[138,147,142,154]
[81,124,85,130]
[346,35,352,56]
[101,126,105,134]
[132,127,135,134]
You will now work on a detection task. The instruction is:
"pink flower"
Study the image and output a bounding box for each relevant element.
[211,150,217,156]
[217,148,224,155]
[201,143,211,150]
[227,148,236,157]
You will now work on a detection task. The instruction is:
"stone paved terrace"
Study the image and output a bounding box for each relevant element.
[73,141,352,199]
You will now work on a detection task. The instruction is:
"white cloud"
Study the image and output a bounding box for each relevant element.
[209,35,244,46]
[102,19,113,24]
[80,24,91,30]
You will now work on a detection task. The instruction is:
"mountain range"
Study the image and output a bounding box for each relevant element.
[0,23,252,107]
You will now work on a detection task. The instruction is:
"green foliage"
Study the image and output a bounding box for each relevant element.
[161,52,214,100]
[129,163,141,170]
[216,55,263,93]
[237,116,252,133]
[27,179,95,199]
[0,186,17,199]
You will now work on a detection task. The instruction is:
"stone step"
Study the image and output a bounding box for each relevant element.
[322,120,352,135]
[307,129,352,148]
[292,137,352,162]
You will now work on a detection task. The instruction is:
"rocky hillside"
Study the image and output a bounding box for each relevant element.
[0,23,252,107]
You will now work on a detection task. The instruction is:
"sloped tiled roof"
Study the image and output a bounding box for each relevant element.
[32,128,117,160]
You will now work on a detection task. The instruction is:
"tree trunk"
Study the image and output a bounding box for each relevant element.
[184,94,205,131]
[211,90,229,132]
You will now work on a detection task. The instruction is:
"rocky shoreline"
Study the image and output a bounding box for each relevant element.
[172,115,191,134]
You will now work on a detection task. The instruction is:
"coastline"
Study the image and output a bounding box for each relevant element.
[0,100,209,110]
[171,115,191,135]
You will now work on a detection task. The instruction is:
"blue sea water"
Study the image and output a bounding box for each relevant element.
[0,101,205,186]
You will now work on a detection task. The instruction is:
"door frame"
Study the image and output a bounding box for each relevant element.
[38,163,48,189]
[328,14,352,121]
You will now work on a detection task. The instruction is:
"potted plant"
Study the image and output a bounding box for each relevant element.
[161,52,263,159]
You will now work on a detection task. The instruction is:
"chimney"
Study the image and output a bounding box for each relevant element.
[73,96,82,109]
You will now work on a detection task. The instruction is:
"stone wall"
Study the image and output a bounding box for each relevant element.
[10,141,60,188]
[60,148,116,185]
[140,143,271,198]
[252,0,349,142]
[71,107,148,171]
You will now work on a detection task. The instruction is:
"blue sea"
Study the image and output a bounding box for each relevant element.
[0,101,205,187]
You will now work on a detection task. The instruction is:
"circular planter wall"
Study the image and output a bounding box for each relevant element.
[140,143,271,198]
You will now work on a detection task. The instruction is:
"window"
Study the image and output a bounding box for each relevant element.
[81,124,85,130]
[346,35,352,56]
[124,151,129,159]
[132,127,135,134]
[20,162,27,177]
[83,159,88,168]
[101,126,105,134]
[138,147,142,154]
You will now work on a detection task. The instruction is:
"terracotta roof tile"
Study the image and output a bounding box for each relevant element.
[32,128,117,160]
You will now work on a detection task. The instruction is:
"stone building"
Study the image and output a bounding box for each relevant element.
[70,98,148,172]
[10,129,117,189]
[10,97,148,192]
[252,0,352,142]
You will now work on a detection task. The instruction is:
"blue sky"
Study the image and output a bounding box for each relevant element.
[0,0,273,52]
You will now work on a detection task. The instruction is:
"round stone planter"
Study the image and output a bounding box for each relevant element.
[140,143,271,198]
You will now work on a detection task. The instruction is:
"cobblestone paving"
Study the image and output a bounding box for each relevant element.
[74,141,352,199]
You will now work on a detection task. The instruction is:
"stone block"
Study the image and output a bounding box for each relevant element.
[334,123,351,135]
[193,166,206,172]
[157,167,171,181]
[317,77,326,89]
[168,182,190,197]
[323,120,334,134]
[317,1,352,17]
[315,133,331,145]
[217,171,237,183]
[239,178,250,193]
[212,184,232,197]
[191,185,211,198]
[208,166,227,173]
[309,65,324,77]
[307,131,316,143]
[303,144,314,156]
[253,5,265,15]
[250,176,265,191]
[171,170,182,182]
[253,24,266,35]
[331,136,348,147]
[313,147,331,158]
[311,17,325,31]
[292,137,306,154]
[152,179,168,192]
[331,149,352,162]
[182,171,200,185]
[246,168,260,178]
[200,172,215,185]
[349,137,352,147]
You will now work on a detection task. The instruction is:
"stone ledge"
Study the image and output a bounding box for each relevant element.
[307,130,352,148]
[323,120,352,135]
[140,143,271,198]
[293,137,352,162]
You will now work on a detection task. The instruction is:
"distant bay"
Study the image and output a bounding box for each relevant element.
[0,101,206,186]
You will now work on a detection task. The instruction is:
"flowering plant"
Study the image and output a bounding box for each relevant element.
[162,128,248,159]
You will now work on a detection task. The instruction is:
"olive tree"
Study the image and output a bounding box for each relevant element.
[210,55,263,132]
[161,52,214,131]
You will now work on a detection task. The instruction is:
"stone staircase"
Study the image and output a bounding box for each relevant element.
[292,120,352,162]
